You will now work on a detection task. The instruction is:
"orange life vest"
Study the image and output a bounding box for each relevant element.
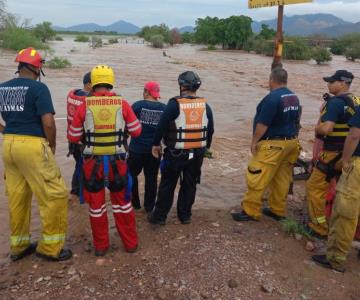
[165,97,208,150]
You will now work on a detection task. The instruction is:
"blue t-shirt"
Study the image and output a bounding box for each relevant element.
[253,87,300,138]
[129,100,166,153]
[348,106,360,156]
[0,78,55,137]
[321,97,346,123]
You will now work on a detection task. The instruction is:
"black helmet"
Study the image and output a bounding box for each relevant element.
[178,71,201,91]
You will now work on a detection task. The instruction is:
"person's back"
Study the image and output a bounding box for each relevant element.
[0,47,71,262]
[68,65,141,257]
[253,86,300,139]
[149,71,214,225]
[1,78,52,137]
[128,82,166,212]
[130,100,166,154]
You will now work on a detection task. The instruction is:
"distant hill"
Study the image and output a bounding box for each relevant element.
[252,13,359,37]
[53,20,140,34]
[178,26,194,33]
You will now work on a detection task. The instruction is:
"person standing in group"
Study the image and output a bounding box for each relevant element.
[148,71,214,225]
[68,65,141,256]
[0,47,72,261]
[312,105,360,273]
[306,70,357,239]
[66,72,91,197]
[128,82,166,213]
[232,68,301,222]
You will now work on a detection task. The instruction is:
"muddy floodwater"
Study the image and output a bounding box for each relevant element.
[0,37,359,261]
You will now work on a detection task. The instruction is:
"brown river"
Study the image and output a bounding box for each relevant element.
[0,36,359,261]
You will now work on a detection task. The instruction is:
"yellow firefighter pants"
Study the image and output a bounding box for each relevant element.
[327,157,360,265]
[242,139,300,219]
[2,135,68,257]
[306,151,340,236]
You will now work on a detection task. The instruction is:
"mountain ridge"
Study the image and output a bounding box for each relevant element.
[53,14,360,37]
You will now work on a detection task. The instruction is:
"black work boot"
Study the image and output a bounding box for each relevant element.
[262,208,286,221]
[36,248,73,261]
[147,213,165,225]
[132,200,141,210]
[95,248,108,257]
[312,255,345,273]
[10,242,37,262]
[231,211,257,222]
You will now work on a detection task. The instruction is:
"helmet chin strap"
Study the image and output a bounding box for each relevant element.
[15,64,45,81]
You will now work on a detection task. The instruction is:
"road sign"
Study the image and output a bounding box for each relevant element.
[249,0,312,9]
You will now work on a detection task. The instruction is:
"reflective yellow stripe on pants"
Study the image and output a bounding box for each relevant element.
[2,134,68,257]
[327,157,360,265]
[10,235,31,247]
[242,139,300,219]
[42,234,66,244]
[306,150,340,236]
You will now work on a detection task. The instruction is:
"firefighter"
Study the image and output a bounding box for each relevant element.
[306,70,357,239]
[68,65,141,256]
[148,71,214,225]
[232,68,301,222]
[66,72,91,197]
[128,82,166,212]
[0,47,72,261]
[312,105,360,272]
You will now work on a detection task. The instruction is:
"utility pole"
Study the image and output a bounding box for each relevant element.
[248,0,312,69]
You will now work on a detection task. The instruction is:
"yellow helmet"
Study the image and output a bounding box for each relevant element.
[91,65,115,88]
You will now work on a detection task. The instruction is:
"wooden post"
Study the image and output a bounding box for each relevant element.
[272,5,284,70]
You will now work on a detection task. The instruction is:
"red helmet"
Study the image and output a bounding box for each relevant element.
[15,47,44,68]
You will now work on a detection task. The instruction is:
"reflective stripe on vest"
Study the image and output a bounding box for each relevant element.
[167,97,208,150]
[83,96,125,155]
[67,90,86,126]
[323,94,360,148]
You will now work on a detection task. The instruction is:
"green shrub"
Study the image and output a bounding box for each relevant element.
[90,36,102,48]
[0,14,47,50]
[74,34,89,42]
[345,43,360,61]
[47,57,71,69]
[108,38,118,44]
[0,26,46,50]
[284,38,312,60]
[207,45,216,50]
[312,47,332,64]
[244,37,273,56]
[280,218,311,239]
[55,36,63,41]
[150,34,165,48]
[330,39,346,55]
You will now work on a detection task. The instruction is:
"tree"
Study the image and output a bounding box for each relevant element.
[312,47,332,64]
[222,15,253,50]
[33,21,56,43]
[169,28,181,45]
[139,24,170,43]
[257,24,276,40]
[284,38,312,60]
[181,32,195,44]
[194,17,223,46]
[150,34,165,48]
[345,43,360,61]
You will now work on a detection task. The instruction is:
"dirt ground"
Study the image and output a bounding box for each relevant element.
[0,37,360,299]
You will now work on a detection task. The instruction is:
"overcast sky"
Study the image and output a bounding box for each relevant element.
[6,0,360,28]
